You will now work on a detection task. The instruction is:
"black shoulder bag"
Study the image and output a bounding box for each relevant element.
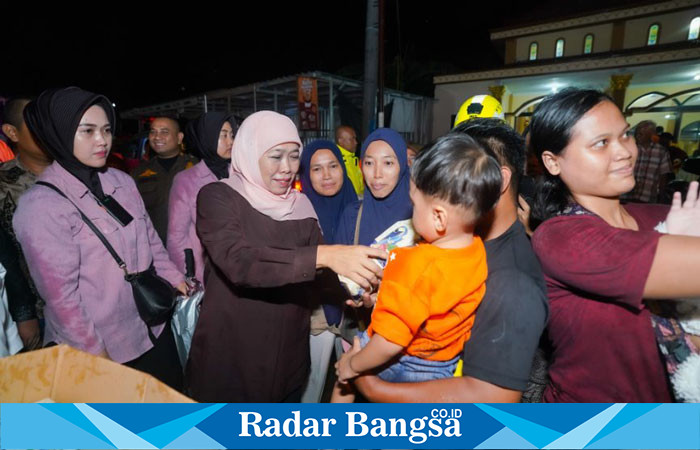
[36,181,176,328]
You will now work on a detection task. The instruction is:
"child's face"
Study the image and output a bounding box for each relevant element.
[409,181,437,242]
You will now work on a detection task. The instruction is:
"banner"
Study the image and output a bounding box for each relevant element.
[297,77,319,131]
[2,403,699,449]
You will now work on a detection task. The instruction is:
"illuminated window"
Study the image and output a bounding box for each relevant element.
[647,24,659,45]
[555,39,565,57]
[529,42,538,61]
[689,17,700,40]
[584,34,594,54]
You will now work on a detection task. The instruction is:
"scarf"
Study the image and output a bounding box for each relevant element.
[299,140,357,242]
[23,86,116,200]
[185,112,236,179]
[220,111,317,221]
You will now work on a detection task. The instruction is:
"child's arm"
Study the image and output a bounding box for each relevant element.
[336,334,403,382]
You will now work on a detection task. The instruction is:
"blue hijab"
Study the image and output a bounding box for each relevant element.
[299,140,357,243]
[336,128,412,245]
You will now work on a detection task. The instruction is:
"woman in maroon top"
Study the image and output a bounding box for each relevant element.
[187,111,386,402]
[529,88,700,402]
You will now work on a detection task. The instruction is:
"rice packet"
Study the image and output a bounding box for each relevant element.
[338,219,418,302]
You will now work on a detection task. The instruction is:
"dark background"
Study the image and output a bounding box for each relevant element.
[4,0,646,108]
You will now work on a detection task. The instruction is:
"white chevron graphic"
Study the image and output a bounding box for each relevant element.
[544,404,626,449]
[74,404,158,449]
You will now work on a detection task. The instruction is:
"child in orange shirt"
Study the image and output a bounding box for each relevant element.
[333,133,502,401]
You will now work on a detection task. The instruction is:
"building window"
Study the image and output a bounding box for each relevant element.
[647,24,659,45]
[529,42,538,61]
[584,34,594,54]
[690,17,700,40]
[555,39,565,57]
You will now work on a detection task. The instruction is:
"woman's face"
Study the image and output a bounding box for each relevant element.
[309,149,344,196]
[73,105,112,168]
[217,121,234,159]
[362,140,400,199]
[258,143,300,195]
[542,101,637,201]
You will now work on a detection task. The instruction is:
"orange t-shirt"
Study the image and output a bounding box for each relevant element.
[367,238,487,361]
[0,140,14,163]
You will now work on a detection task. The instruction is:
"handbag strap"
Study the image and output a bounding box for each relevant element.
[36,181,129,274]
[353,202,363,246]
[351,202,368,331]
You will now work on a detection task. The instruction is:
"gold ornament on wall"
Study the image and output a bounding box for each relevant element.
[488,85,506,102]
[609,73,633,91]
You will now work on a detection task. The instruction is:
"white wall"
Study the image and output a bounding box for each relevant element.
[623,8,700,48]
[515,23,613,62]
[510,8,700,62]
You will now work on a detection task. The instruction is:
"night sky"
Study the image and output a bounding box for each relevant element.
[5,0,646,109]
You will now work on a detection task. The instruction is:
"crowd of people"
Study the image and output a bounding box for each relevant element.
[0,85,699,403]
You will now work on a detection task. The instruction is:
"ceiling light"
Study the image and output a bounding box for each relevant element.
[695,74,700,81]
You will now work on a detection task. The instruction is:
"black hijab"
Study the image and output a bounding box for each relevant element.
[185,112,237,179]
[24,87,116,200]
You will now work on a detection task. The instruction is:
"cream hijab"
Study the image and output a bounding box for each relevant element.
[221,111,317,221]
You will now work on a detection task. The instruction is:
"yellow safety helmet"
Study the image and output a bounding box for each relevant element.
[454,94,504,127]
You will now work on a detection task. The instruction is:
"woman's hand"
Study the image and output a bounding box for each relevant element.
[317,245,388,292]
[517,195,533,237]
[666,181,700,237]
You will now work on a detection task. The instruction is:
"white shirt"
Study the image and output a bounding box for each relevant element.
[0,263,23,357]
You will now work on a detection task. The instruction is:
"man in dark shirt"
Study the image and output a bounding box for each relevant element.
[0,98,52,350]
[133,117,197,245]
[659,132,688,172]
[624,121,671,203]
[354,119,548,402]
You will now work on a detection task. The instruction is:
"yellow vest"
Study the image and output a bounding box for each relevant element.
[338,145,364,197]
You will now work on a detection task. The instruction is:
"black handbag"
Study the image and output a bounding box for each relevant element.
[36,182,176,327]
[124,264,176,326]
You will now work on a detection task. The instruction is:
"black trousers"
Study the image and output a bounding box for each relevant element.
[125,320,183,392]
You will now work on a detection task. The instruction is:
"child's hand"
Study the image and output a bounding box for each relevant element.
[346,291,377,309]
[335,336,363,382]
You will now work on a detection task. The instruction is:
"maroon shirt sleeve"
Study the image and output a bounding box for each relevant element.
[532,214,661,310]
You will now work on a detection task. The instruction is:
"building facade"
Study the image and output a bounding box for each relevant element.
[433,0,700,153]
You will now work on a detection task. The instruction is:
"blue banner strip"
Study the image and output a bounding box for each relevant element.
[1,403,699,449]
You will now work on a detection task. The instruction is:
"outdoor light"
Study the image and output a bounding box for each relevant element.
[695,74,700,80]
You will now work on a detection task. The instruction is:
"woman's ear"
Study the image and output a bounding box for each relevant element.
[541,151,561,176]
